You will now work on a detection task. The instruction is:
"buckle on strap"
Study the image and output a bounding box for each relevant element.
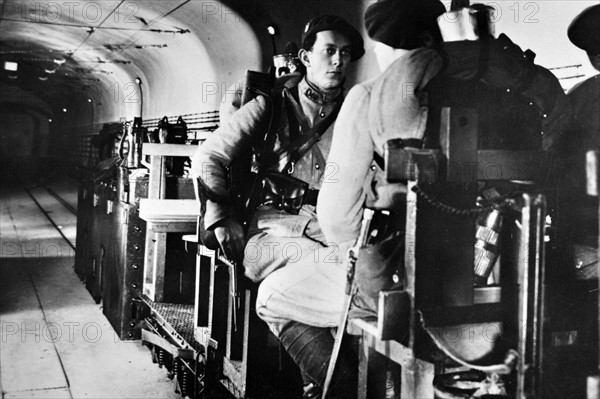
[287,161,295,174]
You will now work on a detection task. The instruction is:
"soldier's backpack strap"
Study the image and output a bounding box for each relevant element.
[276,88,343,173]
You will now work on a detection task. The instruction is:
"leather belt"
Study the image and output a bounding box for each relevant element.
[304,189,319,206]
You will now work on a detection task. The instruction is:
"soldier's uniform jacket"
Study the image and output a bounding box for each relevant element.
[319,44,568,249]
[318,48,443,248]
[192,73,344,240]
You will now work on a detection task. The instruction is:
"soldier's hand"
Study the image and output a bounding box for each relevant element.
[481,33,536,92]
[440,34,536,91]
[213,217,245,264]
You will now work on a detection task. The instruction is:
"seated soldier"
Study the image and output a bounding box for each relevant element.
[555,4,600,279]
[318,0,567,317]
[192,15,364,398]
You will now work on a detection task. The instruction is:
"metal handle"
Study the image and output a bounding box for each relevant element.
[218,254,241,332]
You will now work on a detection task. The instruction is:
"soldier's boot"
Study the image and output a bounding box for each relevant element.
[278,321,357,399]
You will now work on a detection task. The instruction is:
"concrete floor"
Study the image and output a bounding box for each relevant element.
[0,178,180,399]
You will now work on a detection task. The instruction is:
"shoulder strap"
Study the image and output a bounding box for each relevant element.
[253,74,304,167]
[283,85,311,141]
[252,87,284,171]
[276,93,343,172]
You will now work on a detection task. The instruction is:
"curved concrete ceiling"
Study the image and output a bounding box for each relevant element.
[0,0,266,126]
[1,0,372,134]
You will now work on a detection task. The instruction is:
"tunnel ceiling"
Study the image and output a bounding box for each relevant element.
[0,0,268,123]
[0,1,170,104]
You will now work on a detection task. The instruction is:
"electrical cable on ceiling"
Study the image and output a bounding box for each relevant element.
[43,0,125,76]
[144,0,192,25]
[548,64,583,70]
[78,60,131,64]
[0,17,190,33]
[1,0,194,93]
[60,0,191,77]
[559,74,586,80]
[118,0,192,50]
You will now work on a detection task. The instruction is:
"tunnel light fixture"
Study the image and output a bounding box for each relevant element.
[4,61,18,71]
[38,76,48,81]
[48,119,53,123]
[267,25,278,55]
[135,77,143,119]
[62,108,67,113]
[87,98,92,103]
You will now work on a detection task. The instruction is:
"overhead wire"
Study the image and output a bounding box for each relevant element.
[548,64,583,70]
[68,0,126,59]
[3,0,197,84]
[118,0,192,50]
[68,0,192,77]
[0,17,188,33]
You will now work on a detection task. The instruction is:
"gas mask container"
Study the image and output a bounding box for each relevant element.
[118,117,145,169]
[272,53,301,78]
[157,116,188,176]
[473,208,503,286]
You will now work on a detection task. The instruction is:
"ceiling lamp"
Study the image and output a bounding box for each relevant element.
[267,25,277,55]
[4,61,18,71]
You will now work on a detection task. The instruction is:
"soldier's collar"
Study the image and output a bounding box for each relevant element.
[300,77,343,105]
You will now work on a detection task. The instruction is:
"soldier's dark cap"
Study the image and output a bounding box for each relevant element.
[301,15,365,61]
[568,4,600,55]
[365,0,446,50]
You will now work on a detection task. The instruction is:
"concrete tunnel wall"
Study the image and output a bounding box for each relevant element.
[1,0,378,169]
[94,0,376,126]
[4,0,599,170]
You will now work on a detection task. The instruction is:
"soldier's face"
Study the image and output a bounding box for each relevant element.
[301,30,352,92]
